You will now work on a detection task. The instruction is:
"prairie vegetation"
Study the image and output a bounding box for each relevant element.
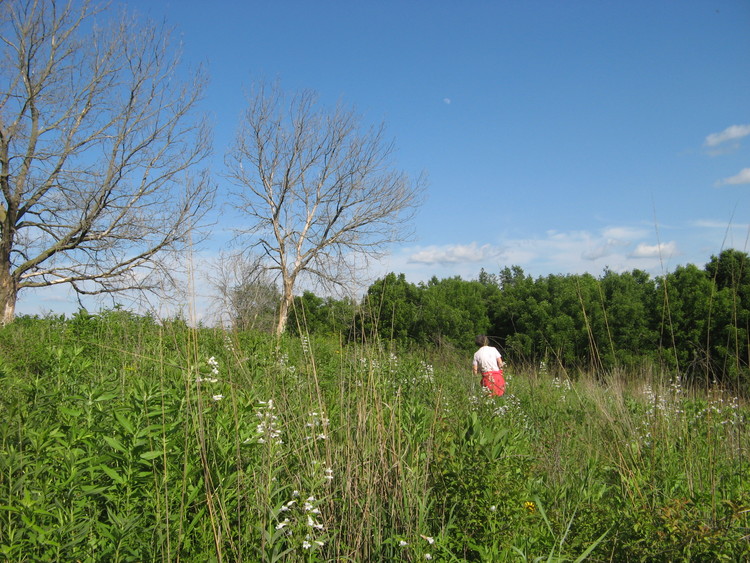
[2,4,747,560]
[1,310,747,561]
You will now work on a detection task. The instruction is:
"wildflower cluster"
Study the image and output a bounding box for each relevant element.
[651,380,685,415]
[195,356,220,384]
[273,487,330,552]
[390,353,402,377]
[223,333,236,353]
[194,356,224,401]
[383,354,436,392]
[692,391,744,428]
[552,375,572,401]
[668,376,685,397]
[636,379,686,445]
[419,360,435,382]
[358,356,380,372]
[468,390,483,410]
[395,534,437,560]
[493,393,531,430]
[278,352,298,378]
[253,400,283,445]
[305,411,330,442]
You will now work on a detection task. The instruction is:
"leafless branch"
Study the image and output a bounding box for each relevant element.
[0,0,215,323]
[225,82,424,334]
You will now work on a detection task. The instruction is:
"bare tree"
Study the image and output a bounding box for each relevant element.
[208,252,280,331]
[0,0,215,324]
[225,83,424,335]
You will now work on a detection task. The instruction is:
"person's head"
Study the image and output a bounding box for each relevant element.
[475,335,488,347]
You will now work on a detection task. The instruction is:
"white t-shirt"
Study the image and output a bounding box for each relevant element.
[473,346,503,373]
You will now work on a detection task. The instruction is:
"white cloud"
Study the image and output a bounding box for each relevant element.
[692,218,750,230]
[373,224,706,285]
[408,242,501,265]
[629,241,678,258]
[581,228,640,261]
[601,226,649,240]
[692,219,730,228]
[443,97,451,105]
[715,167,750,186]
[582,244,617,261]
[704,124,750,147]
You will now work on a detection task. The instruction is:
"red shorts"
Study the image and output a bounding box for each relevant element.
[481,371,505,396]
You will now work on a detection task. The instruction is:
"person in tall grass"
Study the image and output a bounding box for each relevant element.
[472,335,505,396]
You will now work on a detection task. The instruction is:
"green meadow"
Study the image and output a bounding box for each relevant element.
[1,311,748,561]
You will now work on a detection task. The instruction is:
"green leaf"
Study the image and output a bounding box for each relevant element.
[137,424,166,438]
[100,465,125,484]
[139,450,163,460]
[102,435,126,453]
[114,411,134,434]
[59,406,83,418]
[572,528,610,563]
[80,485,109,496]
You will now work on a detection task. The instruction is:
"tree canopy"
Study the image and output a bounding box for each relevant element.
[275,250,750,393]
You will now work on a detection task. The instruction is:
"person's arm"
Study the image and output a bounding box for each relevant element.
[496,357,504,370]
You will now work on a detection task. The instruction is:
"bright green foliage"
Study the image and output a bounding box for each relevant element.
[288,291,356,337]
[220,250,750,390]
[1,314,749,561]
[655,254,749,390]
[359,272,423,342]
[344,252,750,390]
[599,268,658,368]
[658,264,717,379]
[418,276,492,347]
[705,250,750,384]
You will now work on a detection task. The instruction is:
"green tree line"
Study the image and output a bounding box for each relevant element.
[281,249,750,392]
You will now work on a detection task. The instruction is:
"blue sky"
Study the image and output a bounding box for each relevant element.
[17,0,750,318]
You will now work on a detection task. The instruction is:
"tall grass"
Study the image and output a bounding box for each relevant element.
[0,311,748,561]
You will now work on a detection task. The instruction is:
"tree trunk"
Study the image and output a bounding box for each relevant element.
[275,291,293,336]
[275,277,296,335]
[0,269,17,325]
